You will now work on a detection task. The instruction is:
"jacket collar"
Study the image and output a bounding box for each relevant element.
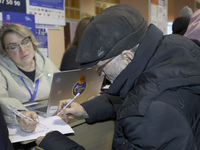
[107,24,163,99]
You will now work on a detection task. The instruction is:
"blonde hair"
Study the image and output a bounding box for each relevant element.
[0,24,40,54]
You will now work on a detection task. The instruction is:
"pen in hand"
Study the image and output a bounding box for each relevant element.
[12,108,48,130]
[57,92,80,116]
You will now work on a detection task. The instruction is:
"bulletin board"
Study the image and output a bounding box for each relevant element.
[151,0,168,34]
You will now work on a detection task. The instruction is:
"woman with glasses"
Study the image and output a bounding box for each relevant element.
[0,24,59,133]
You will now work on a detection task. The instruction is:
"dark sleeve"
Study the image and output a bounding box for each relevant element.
[81,93,122,124]
[60,47,79,71]
[0,107,14,150]
[38,131,85,150]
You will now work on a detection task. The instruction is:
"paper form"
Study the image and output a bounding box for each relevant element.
[8,115,74,143]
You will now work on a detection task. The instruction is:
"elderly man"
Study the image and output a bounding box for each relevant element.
[37,4,200,150]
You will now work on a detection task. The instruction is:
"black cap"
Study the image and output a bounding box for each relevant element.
[172,17,190,35]
[76,4,148,69]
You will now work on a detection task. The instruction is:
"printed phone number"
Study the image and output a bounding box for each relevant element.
[0,0,21,6]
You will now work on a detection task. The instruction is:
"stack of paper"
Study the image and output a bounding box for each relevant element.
[8,115,74,143]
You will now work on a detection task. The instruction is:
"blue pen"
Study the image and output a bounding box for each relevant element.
[57,92,80,116]
[12,108,48,130]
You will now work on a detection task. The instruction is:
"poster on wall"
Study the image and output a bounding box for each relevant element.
[150,0,158,26]
[26,0,65,26]
[151,0,168,34]
[0,0,65,26]
[35,27,49,57]
[2,11,36,36]
[0,0,26,13]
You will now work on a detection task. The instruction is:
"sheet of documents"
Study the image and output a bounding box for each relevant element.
[8,115,74,143]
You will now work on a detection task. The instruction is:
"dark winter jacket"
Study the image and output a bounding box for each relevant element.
[38,131,85,150]
[60,46,79,71]
[82,24,200,149]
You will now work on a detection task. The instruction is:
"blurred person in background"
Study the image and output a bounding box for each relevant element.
[184,9,200,42]
[172,16,190,35]
[60,17,91,71]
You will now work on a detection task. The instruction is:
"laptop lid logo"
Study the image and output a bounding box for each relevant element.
[72,75,87,96]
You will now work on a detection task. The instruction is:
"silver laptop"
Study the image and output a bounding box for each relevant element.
[25,68,104,117]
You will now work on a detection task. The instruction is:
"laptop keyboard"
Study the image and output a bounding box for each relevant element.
[35,106,47,112]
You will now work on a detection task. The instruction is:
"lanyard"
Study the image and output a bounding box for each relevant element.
[18,75,39,101]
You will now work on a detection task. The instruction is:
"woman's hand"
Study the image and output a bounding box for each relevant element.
[56,99,89,123]
[16,111,38,133]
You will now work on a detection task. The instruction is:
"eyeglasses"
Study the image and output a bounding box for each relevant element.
[91,57,114,76]
[6,37,32,52]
